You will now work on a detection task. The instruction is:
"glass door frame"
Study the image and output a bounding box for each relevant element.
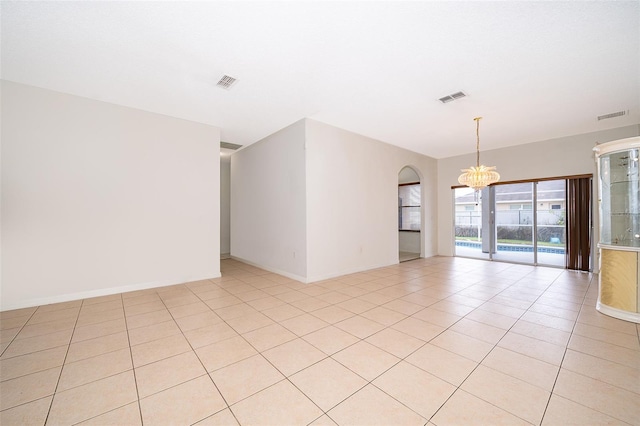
[453,176,581,268]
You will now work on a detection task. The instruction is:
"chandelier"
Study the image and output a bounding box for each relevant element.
[458,117,500,191]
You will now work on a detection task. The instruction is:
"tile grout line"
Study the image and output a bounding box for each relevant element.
[206,276,333,423]
[41,299,82,425]
[59,295,140,425]
[177,278,248,425]
[539,272,637,425]
[2,259,635,425]
[425,266,569,425]
[119,292,145,426]
[0,307,68,419]
[538,273,592,425]
[189,273,381,423]
[229,262,527,423]
[217,259,639,425]
[0,307,39,359]
[313,262,550,423]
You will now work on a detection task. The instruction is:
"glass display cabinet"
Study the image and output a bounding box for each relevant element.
[594,136,640,323]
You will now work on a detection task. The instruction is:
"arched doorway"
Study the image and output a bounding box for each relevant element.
[398,166,421,262]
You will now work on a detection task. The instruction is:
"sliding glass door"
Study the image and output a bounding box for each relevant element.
[492,182,535,264]
[454,187,490,260]
[454,179,568,267]
[536,180,567,267]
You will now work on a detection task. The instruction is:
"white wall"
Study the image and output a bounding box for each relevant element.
[305,119,437,281]
[437,124,640,269]
[1,81,221,310]
[230,120,307,279]
[220,159,231,256]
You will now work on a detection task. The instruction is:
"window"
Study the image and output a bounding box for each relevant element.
[551,204,562,210]
[398,183,420,231]
[465,205,475,211]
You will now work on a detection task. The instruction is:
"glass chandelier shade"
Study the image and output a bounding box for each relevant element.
[458,117,500,191]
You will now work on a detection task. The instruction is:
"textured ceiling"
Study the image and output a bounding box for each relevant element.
[1,1,638,158]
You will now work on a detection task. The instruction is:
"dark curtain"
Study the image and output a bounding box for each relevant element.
[566,177,592,271]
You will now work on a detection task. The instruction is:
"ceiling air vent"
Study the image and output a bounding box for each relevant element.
[216,75,237,90]
[220,141,242,150]
[439,91,467,104]
[597,110,626,121]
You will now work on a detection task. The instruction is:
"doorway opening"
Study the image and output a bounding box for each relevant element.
[398,166,421,262]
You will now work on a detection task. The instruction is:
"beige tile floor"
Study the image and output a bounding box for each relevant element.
[1,256,639,425]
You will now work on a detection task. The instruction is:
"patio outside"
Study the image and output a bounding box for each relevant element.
[454,182,566,267]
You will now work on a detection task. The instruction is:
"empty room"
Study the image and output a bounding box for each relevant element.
[1,1,639,425]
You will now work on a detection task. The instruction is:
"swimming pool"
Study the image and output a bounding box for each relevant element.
[455,240,565,254]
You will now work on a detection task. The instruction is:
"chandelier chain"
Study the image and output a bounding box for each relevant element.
[475,117,482,167]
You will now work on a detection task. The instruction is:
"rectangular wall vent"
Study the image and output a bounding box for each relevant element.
[439,91,467,104]
[216,75,237,90]
[597,110,626,121]
[220,141,242,150]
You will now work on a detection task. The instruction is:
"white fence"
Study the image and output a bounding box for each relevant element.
[455,210,564,226]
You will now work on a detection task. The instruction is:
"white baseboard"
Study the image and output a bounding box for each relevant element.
[305,260,399,283]
[229,255,308,283]
[0,272,222,312]
[596,301,640,324]
[228,255,400,285]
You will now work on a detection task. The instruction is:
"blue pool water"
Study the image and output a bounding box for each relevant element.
[455,240,565,254]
